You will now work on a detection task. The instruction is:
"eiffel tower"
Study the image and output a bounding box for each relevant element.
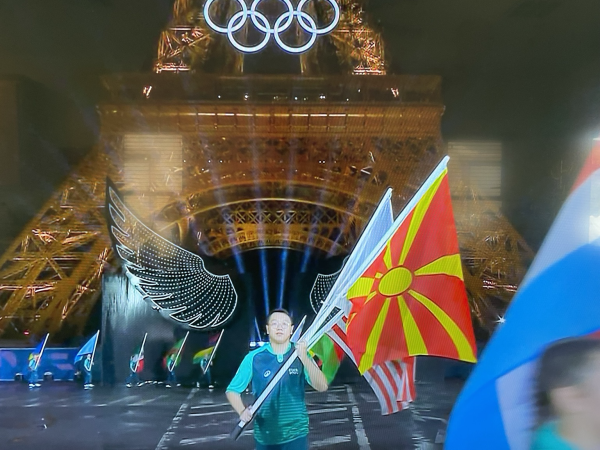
[0,0,530,340]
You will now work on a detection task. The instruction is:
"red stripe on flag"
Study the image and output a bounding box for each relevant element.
[329,315,416,415]
[380,362,401,401]
[367,368,397,415]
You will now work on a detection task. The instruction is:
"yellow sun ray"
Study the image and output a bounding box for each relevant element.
[399,169,447,266]
[414,254,464,280]
[408,289,476,362]
[383,241,392,270]
[397,295,427,356]
[358,298,391,373]
[347,277,375,300]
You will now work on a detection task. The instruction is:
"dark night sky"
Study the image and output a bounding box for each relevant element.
[0,0,599,247]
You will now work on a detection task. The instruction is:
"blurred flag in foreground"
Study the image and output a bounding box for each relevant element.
[446,142,600,449]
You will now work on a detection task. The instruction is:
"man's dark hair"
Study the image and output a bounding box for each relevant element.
[267,308,293,324]
[536,337,600,421]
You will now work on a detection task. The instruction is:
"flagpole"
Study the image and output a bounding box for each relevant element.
[90,330,100,365]
[169,331,189,373]
[35,333,49,371]
[307,188,394,337]
[134,332,148,373]
[204,330,224,375]
[291,316,307,344]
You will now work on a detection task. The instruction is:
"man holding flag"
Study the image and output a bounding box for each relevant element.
[226,309,328,450]
[126,333,147,388]
[74,331,99,389]
[193,331,223,389]
[164,332,188,388]
[28,333,49,389]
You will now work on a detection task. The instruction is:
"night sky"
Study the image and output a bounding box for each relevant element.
[0,0,599,248]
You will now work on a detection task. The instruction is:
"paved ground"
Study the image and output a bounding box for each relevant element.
[0,378,463,450]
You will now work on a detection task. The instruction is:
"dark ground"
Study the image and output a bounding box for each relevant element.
[0,375,463,450]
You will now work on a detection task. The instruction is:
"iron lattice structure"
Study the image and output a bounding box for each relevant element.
[0,0,530,338]
[455,196,534,332]
[0,151,116,338]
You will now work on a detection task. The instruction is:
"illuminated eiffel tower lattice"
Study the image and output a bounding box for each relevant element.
[0,0,529,338]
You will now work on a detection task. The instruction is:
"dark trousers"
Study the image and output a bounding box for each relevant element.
[28,369,38,384]
[126,371,140,385]
[200,368,212,386]
[167,371,176,385]
[84,371,92,385]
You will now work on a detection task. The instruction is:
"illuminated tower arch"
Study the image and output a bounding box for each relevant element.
[0,0,527,338]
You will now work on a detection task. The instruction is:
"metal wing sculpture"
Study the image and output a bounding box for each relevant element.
[309,260,346,314]
[106,181,237,330]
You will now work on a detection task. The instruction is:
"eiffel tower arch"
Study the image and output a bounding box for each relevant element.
[0,0,530,339]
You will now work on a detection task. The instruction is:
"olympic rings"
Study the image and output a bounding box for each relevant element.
[203,0,340,54]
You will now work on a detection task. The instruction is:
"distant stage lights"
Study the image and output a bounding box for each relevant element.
[203,0,340,54]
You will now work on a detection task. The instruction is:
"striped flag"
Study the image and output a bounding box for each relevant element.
[328,316,415,415]
[131,345,144,373]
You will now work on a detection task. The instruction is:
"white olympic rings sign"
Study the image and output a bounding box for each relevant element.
[203,0,340,54]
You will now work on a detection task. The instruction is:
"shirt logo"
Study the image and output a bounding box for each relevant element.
[288,368,299,375]
[263,370,271,378]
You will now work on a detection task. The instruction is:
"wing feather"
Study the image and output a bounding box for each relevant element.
[106,183,237,330]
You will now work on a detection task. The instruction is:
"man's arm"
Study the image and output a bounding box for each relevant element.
[226,391,251,416]
[296,341,328,392]
[226,352,254,422]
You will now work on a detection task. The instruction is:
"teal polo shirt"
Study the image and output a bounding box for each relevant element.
[227,343,313,445]
[530,422,579,450]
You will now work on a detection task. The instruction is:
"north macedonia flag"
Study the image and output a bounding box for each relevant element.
[346,167,477,374]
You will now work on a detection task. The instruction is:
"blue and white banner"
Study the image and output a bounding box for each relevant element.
[0,348,79,381]
[446,143,600,449]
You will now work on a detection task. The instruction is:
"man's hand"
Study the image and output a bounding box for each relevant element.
[240,407,253,423]
[296,339,329,392]
[296,340,309,364]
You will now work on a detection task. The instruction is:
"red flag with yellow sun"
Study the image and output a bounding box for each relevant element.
[346,158,477,374]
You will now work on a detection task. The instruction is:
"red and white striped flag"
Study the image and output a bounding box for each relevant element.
[328,317,416,415]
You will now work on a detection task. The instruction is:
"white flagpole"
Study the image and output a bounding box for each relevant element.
[291,316,307,344]
[34,333,50,371]
[302,188,394,342]
[134,333,148,373]
[90,330,100,365]
[204,330,224,375]
[169,331,189,373]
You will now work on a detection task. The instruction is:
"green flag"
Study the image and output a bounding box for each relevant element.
[309,334,345,384]
[163,338,185,371]
[193,346,214,365]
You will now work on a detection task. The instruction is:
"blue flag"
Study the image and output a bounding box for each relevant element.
[29,334,48,360]
[28,333,49,370]
[446,143,600,449]
[74,331,99,364]
[29,338,44,360]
